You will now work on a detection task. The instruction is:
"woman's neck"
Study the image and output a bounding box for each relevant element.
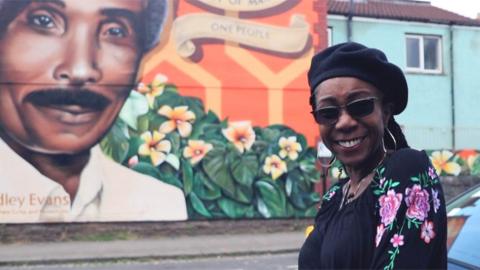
[345,149,386,184]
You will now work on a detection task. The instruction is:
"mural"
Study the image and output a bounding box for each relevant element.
[0,0,326,223]
[328,149,480,182]
[102,76,321,219]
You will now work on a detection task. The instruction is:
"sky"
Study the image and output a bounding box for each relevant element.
[429,0,480,19]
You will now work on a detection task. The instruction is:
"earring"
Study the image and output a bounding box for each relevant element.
[386,128,397,151]
[317,156,336,168]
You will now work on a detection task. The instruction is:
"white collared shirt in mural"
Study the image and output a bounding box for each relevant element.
[0,140,187,223]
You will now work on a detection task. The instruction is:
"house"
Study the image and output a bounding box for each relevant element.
[327,0,480,150]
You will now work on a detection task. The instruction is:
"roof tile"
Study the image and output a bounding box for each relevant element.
[328,0,480,26]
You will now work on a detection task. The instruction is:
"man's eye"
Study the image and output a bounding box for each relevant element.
[28,14,55,28]
[103,26,128,38]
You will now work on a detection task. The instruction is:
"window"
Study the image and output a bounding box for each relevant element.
[327,27,332,46]
[405,35,442,73]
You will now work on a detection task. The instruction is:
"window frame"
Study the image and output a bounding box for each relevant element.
[405,34,443,74]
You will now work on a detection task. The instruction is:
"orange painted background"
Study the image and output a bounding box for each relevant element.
[139,0,327,145]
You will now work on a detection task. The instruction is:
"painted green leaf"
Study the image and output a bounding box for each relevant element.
[233,184,253,204]
[254,180,286,217]
[131,162,161,180]
[165,153,180,170]
[189,192,212,218]
[217,198,250,218]
[231,153,258,187]
[182,161,194,195]
[161,174,183,189]
[202,148,236,197]
[126,136,143,157]
[256,198,271,218]
[100,120,130,163]
[118,91,148,130]
[286,170,318,209]
[471,157,480,175]
[193,171,221,201]
[136,114,150,133]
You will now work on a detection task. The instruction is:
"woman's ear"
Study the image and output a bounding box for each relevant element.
[382,102,393,126]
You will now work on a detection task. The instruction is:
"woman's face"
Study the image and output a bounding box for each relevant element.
[313,77,391,170]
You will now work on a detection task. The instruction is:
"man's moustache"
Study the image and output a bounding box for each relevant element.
[24,89,111,111]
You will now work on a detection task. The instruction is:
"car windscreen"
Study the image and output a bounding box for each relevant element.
[447,185,480,268]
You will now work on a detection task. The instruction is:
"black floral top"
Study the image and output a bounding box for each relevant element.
[298,149,447,269]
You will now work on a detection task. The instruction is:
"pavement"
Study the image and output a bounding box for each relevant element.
[0,231,305,266]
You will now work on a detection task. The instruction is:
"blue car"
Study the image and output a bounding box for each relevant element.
[447,184,480,269]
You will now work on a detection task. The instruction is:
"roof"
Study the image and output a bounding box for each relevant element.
[328,0,480,27]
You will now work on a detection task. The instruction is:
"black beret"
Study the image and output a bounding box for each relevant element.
[308,42,408,115]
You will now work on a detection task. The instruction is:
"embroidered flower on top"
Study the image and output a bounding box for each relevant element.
[183,140,213,165]
[222,121,256,153]
[158,105,196,138]
[428,166,438,181]
[420,220,436,244]
[430,150,461,176]
[405,184,431,221]
[431,189,441,213]
[138,131,172,166]
[263,154,287,180]
[390,234,404,247]
[379,189,403,226]
[278,136,302,160]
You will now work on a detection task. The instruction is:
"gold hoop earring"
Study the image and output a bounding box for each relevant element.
[386,128,397,151]
[317,156,336,168]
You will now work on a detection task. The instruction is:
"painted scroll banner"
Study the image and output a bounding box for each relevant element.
[173,13,310,58]
[193,0,288,11]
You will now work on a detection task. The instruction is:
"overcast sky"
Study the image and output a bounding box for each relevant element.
[429,0,480,19]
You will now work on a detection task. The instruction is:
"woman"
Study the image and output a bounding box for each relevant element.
[298,42,447,269]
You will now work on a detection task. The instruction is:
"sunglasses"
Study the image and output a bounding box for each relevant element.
[311,97,378,125]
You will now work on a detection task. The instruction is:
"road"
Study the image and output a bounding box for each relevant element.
[0,252,298,270]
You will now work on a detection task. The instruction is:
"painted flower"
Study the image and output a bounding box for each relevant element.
[278,136,302,160]
[263,154,287,180]
[136,74,168,108]
[467,154,479,171]
[158,105,196,137]
[183,140,213,165]
[138,131,171,166]
[379,189,403,226]
[405,184,430,221]
[420,220,436,244]
[390,234,404,248]
[430,150,461,176]
[331,167,347,179]
[428,167,438,181]
[431,189,441,213]
[305,225,314,238]
[376,224,386,247]
[128,155,139,168]
[222,121,256,153]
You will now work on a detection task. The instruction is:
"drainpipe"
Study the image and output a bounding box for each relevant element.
[449,23,456,150]
[347,0,354,41]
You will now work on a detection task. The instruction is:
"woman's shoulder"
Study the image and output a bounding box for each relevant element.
[383,148,431,175]
[375,148,439,193]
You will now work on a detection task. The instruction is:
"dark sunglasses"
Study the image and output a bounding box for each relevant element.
[311,97,378,125]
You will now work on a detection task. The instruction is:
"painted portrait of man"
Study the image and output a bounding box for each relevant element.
[0,0,187,223]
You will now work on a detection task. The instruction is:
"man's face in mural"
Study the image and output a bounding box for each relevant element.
[0,0,148,154]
